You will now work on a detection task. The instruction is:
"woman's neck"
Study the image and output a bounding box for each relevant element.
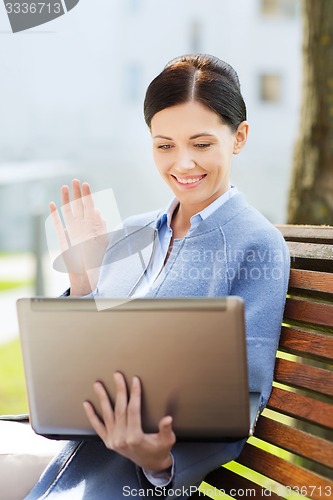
[170,203,199,239]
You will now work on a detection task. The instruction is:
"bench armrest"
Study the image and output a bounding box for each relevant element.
[0,420,66,500]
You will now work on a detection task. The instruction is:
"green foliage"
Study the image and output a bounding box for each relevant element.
[0,279,33,291]
[0,339,28,414]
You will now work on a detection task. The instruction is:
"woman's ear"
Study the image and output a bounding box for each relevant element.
[233,121,249,155]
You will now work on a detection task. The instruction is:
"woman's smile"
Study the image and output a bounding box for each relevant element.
[171,174,207,187]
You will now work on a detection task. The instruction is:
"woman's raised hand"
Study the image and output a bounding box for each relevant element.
[83,373,175,473]
[50,179,108,296]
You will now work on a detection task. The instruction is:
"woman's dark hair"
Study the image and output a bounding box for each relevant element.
[144,54,246,132]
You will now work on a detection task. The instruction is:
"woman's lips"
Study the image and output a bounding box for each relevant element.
[171,174,207,188]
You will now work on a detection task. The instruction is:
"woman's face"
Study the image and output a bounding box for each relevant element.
[151,100,248,212]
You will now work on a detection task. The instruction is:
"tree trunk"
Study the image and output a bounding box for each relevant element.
[287,0,333,225]
[288,3,333,479]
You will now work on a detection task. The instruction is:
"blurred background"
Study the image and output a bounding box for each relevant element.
[0,0,302,411]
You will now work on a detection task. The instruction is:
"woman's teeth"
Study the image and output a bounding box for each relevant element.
[176,175,205,184]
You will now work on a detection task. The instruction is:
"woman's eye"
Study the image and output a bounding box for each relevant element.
[195,143,211,149]
[158,144,173,150]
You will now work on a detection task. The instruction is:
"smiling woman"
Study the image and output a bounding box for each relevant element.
[145,55,248,238]
[26,54,290,500]
[151,101,248,236]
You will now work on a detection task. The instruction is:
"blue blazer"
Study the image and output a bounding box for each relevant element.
[27,193,290,499]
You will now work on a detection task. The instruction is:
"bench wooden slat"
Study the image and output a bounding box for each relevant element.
[289,269,333,294]
[284,297,333,328]
[279,326,333,362]
[287,241,333,261]
[255,416,333,468]
[277,225,333,243]
[193,466,282,499]
[198,225,333,500]
[274,358,333,397]
[267,387,333,429]
[238,444,333,500]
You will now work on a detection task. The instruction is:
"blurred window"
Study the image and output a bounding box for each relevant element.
[126,64,142,103]
[190,21,202,53]
[261,0,298,18]
[259,73,282,102]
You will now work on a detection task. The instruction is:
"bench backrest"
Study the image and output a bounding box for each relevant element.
[194,225,333,500]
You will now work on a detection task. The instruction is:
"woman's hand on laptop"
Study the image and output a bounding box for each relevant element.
[49,179,108,296]
[83,372,175,472]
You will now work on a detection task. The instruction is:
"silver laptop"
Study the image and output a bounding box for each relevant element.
[16,297,262,441]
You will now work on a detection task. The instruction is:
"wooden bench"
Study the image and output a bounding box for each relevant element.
[194,225,333,500]
[1,225,332,499]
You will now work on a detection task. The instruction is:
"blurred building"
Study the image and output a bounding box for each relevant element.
[0,0,301,251]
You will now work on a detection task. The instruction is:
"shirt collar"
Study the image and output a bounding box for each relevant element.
[195,185,238,222]
[155,198,179,230]
[155,186,238,231]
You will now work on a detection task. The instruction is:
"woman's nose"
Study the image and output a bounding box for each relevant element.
[174,150,196,171]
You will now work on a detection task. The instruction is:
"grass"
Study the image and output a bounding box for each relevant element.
[0,338,28,414]
[0,279,33,292]
[0,273,33,412]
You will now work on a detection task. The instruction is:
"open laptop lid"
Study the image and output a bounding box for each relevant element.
[17,297,262,441]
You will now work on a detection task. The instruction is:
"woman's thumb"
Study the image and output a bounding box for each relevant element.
[159,416,173,435]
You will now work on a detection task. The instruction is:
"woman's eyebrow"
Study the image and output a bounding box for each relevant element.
[152,133,215,140]
[189,133,215,140]
[153,135,173,140]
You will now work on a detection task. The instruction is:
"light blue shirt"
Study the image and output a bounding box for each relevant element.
[132,186,238,298]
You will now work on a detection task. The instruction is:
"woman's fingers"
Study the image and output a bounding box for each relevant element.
[113,373,129,421]
[61,184,70,206]
[94,382,115,429]
[60,180,95,222]
[159,416,173,432]
[127,376,143,443]
[83,400,107,442]
[72,179,84,219]
[84,374,176,470]
[109,372,128,450]
[61,185,74,224]
[81,182,92,196]
[158,416,175,441]
[49,202,69,251]
[81,182,95,215]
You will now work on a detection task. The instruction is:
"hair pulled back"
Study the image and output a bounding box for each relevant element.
[144,54,247,132]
